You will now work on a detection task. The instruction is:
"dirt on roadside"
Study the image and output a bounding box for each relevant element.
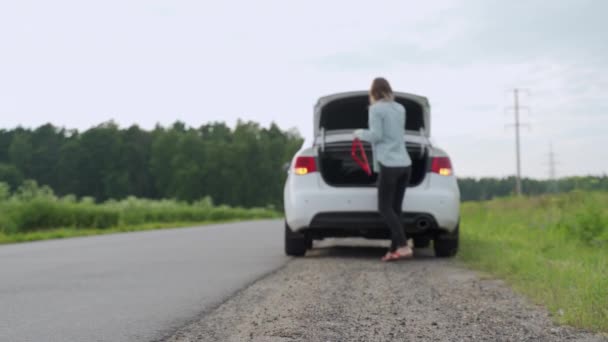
[166,239,607,342]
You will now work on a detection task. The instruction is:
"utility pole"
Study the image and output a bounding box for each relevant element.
[548,144,556,180]
[506,88,529,196]
[547,143,559,193]
[514,89,522,196]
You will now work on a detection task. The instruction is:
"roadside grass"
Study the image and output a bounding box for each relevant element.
[458,191,608,333]
[0,219,261,244]
[0,181,281,244]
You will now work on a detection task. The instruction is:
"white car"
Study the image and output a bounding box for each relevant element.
[283,91,460,257]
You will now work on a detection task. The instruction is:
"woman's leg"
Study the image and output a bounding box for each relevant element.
[392,165,412,222]
[378,164,408,252]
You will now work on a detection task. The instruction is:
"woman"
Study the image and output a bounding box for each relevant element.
[355,77,413,261]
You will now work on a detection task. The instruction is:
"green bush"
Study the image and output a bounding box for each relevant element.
[6,200,120,232]
[571,205,605,243]
[554,194,607,245]
[0,180,279,234]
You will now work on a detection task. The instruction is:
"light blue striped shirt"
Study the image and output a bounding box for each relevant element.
[354,100,412,172]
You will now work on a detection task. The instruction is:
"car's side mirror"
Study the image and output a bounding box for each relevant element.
[283,162,290,173]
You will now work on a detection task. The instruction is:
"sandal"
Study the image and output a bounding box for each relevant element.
[381,246,413,262]
[381,251,398,262]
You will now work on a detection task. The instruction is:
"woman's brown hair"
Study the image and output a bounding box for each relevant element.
[369,77,394,103]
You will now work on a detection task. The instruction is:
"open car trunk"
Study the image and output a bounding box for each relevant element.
[314,91,431,187]
[314,91,430,136]
[318,140,428,187]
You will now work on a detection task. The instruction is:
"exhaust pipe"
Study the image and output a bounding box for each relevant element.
[415,217,431,231]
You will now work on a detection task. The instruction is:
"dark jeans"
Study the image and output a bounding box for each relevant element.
[378,164,412,252]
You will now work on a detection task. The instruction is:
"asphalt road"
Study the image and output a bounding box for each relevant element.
[0,220,287,342]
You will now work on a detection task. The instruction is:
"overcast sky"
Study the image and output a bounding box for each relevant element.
[1,0,607,178]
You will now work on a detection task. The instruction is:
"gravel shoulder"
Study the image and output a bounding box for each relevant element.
[167,239,607,342]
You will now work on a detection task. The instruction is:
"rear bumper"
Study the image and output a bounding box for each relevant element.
[284,173,460,234]
[305,211,439,239]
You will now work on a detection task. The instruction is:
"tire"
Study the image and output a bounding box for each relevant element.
[285,223,307,257]
[413,236,431,248]
[433,224,459,258]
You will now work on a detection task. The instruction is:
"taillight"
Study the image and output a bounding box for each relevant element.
[431,157,453,176]
[294,156,317,175]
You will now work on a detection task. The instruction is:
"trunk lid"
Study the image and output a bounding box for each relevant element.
[313,91,431,141]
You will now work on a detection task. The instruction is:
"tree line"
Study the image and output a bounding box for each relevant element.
[1,121,606,206]
[458,176,608,201]
[0,121,303,209]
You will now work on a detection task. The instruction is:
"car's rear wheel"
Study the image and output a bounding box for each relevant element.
[285,223,307,256]
[433,224,459,258]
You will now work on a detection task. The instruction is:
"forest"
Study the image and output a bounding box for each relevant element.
[0,122,606,207]
[0,121,303,209]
